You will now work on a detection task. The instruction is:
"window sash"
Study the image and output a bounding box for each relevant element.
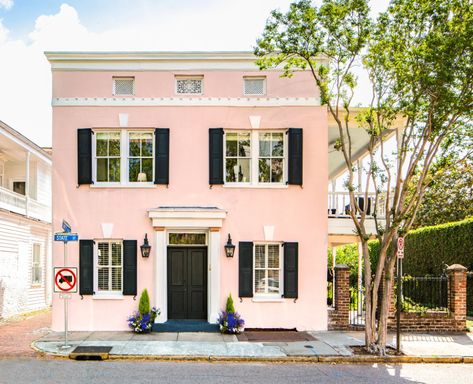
[32,244,42,285]
[127,132,154,183]
[224,130,286,185]
[96,241,123,293]
[253,243,282,296]
[93,130,154,185]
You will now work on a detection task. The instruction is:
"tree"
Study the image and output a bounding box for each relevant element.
[255,0,473,354]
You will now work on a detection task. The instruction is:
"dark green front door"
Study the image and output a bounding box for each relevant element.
[167,247,207,320]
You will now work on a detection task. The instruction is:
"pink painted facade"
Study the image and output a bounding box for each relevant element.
[47,52,328,331]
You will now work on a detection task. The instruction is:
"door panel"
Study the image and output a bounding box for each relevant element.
[167,247,207,320]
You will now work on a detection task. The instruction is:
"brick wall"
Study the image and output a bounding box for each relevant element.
[328,263,468,332]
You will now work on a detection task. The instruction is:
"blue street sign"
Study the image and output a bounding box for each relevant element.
[54,233,78,242]
[62,220,72,233]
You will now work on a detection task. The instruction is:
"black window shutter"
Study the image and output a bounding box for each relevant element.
[77,128,92,185]
[284,242,299,299]
[239,241,254,298]
[287,128,303,185]
[123,240,137,296]
[209,128,224,185]
[154,128,170,185]
[79,240,94,295]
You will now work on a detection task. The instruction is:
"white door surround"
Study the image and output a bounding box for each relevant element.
[149,207,226,323]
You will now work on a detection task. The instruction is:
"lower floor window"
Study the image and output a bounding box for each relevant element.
[254,243,282,296]
[31,243,42,285]
[97,241,122,292]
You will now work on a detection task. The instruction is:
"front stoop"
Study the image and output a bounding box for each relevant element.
[152,320,219,333]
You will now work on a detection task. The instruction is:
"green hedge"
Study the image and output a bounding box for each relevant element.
[332,217,473,276]
[403,217,473,275]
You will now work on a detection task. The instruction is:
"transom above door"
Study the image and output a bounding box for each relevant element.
[167,247,207,320]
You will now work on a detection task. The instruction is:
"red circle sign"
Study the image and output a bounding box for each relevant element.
[397,237,404,250]
[55,268,77,292]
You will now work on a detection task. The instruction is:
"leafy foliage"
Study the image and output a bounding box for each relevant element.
[225,293,236,314]
[138,288,150,316]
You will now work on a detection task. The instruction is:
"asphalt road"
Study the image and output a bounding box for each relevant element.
[1,359,472,384]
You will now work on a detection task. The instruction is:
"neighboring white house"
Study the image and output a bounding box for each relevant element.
[0,120,52,319]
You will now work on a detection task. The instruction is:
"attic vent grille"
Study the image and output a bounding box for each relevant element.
[176,77,203,94]
[113,77,134,95]
[244,77,266,95]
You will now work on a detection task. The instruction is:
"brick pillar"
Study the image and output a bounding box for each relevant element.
[330,264,350,329]
[447,264,467,331]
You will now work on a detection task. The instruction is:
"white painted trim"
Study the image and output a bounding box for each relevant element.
[52,97,320,107]
[149,207,226,228]
[253,242,284,298]
[93,239,124,295]
[209,230,221,323]
[155,230,167,323]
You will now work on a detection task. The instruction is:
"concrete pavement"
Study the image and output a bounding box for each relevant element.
[32,329,473,361]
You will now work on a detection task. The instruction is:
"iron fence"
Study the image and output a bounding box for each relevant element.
[401,275,448,313]
[349,283,365,327]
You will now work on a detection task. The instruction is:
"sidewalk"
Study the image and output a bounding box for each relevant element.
[33,329,473,362]
[0,309,51,358]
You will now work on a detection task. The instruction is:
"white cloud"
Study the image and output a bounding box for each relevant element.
[0,0,13,10]
[0,1,389,146]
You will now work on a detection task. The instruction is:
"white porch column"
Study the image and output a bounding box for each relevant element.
[25,151,30,217]
[209,229,221,323]
[155,229,167,323]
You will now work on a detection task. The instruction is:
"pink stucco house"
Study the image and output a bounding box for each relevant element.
[46,51,330,331]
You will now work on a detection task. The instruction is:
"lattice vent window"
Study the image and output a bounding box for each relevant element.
[176,77,203,94]
[113,77,135,95]
[244,77,266,95]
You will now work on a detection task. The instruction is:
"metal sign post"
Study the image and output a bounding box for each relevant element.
[396,236,404,354]
[54,222,79,350]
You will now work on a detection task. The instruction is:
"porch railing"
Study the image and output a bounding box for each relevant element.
[0,186,51,223]
[328,191,386,218]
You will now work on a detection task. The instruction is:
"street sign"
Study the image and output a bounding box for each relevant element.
[397,237,404,259]
[62,220,72,233]
[54,267,78,293]
[54,232,79,242]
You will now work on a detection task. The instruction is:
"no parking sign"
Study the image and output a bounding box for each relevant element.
[54,267,78,293]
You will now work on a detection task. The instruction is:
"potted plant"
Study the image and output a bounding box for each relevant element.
[127,289,160,333]
[217,293,245,334]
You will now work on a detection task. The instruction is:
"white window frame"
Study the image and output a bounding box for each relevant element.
[94,239,123,296]
[31,243,42,286]
[92,129,155,187]
[223,131,252,185]
[112,77,135,96]
[175,75,204,95]
[126,131,155,184]
[0,160,4,188]
[224,130,287,187]
[253,242,283,298]
[243,76,266,96]
[257,132,286,184]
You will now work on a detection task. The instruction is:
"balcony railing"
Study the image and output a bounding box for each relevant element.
[328,191,386,219]
[0,186,51,223]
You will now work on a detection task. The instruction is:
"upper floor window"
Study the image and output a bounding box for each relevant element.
[244,76,266,96]
[225,132,251,183]
[128,132,153,183]
[94,130,154,185]
[113,77,134,96]
[96,240,122,293]
[176,76,203,95]
[224,130,286,185]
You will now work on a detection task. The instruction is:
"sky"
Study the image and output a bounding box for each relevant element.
[0,0,390,146]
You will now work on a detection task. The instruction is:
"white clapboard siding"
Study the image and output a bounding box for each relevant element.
[0,210,51,318]
[35,162,51,206]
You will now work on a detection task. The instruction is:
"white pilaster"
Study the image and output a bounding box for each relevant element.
[155,230,167,323]
[209,230,221,323]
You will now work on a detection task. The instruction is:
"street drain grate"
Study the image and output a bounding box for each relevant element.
[304,345,314,349]
[70,346,113,361]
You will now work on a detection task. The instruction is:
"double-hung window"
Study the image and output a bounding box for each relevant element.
[96,241,122,293]
[94,130,154,185]
[224,130,286,186]
[254,243,282,297]
[31,243,42,285]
